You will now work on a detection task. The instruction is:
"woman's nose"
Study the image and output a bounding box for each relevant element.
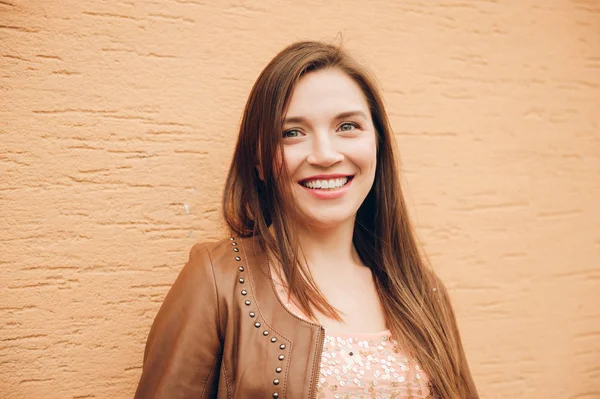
[306,135,344,167]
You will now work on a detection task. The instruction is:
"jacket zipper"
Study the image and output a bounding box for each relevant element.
[311,326,326,399]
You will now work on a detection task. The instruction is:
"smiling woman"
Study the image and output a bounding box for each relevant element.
[134,41,479,398]
[281,69,377,221]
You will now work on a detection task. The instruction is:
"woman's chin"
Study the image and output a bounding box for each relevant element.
[296,211,355,231]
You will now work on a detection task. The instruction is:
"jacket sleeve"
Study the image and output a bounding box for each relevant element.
[134,243,222,399]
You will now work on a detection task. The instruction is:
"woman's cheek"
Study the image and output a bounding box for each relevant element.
[282,147,305,173]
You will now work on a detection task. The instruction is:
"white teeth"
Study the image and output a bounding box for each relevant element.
[301,177,349,190]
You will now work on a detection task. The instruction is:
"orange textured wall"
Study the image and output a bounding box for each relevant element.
[2,1,599,398]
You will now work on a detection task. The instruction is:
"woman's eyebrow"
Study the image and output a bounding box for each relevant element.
[283,110,368,125]
[334,111,368,120]
[283,115,307,125]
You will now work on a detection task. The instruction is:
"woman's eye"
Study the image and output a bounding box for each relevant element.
[339,122,358,132]
[283,129,301,138]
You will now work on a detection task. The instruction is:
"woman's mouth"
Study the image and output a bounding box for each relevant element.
[299,176,353,190]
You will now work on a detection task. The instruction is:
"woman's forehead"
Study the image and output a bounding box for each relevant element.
[285,69,370,122]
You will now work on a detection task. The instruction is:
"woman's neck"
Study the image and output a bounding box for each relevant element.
[293,217,364,276]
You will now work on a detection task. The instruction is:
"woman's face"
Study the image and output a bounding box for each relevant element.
[278,67,377,230]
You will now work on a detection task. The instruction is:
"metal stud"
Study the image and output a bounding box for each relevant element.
[235,256,241,261]
[241,289,247,296]
[230,237,234,240]
[238,266,244,272]
[278,355,284,361]
[273,379,280,386]
[254,322,261,328]
[232,242,237,246]
[245,300,251,306]
[272,394,279,399]
[249,312,255,318]
[233,247,239,252]
[239,278,244,284]
[270,337,277,343]
[279,344,286,350]
[263,330,269,336]
[275,367,282,373]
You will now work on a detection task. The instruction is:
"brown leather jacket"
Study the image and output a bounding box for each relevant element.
[135,236,325,398]
[134,236,477,398]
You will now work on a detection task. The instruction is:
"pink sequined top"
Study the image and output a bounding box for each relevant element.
[271,274,433,399]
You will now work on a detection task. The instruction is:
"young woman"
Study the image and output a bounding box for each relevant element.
[134,41,478,398]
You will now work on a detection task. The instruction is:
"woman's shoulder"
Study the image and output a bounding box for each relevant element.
[164,238,243,315]
[185,235,263,282]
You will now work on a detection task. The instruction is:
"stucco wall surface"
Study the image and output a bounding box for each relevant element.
[1,1,599,398]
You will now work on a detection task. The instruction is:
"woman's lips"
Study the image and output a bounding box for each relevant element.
[297,176,353,200]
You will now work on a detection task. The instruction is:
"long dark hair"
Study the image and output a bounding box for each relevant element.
[222,41,477,398]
